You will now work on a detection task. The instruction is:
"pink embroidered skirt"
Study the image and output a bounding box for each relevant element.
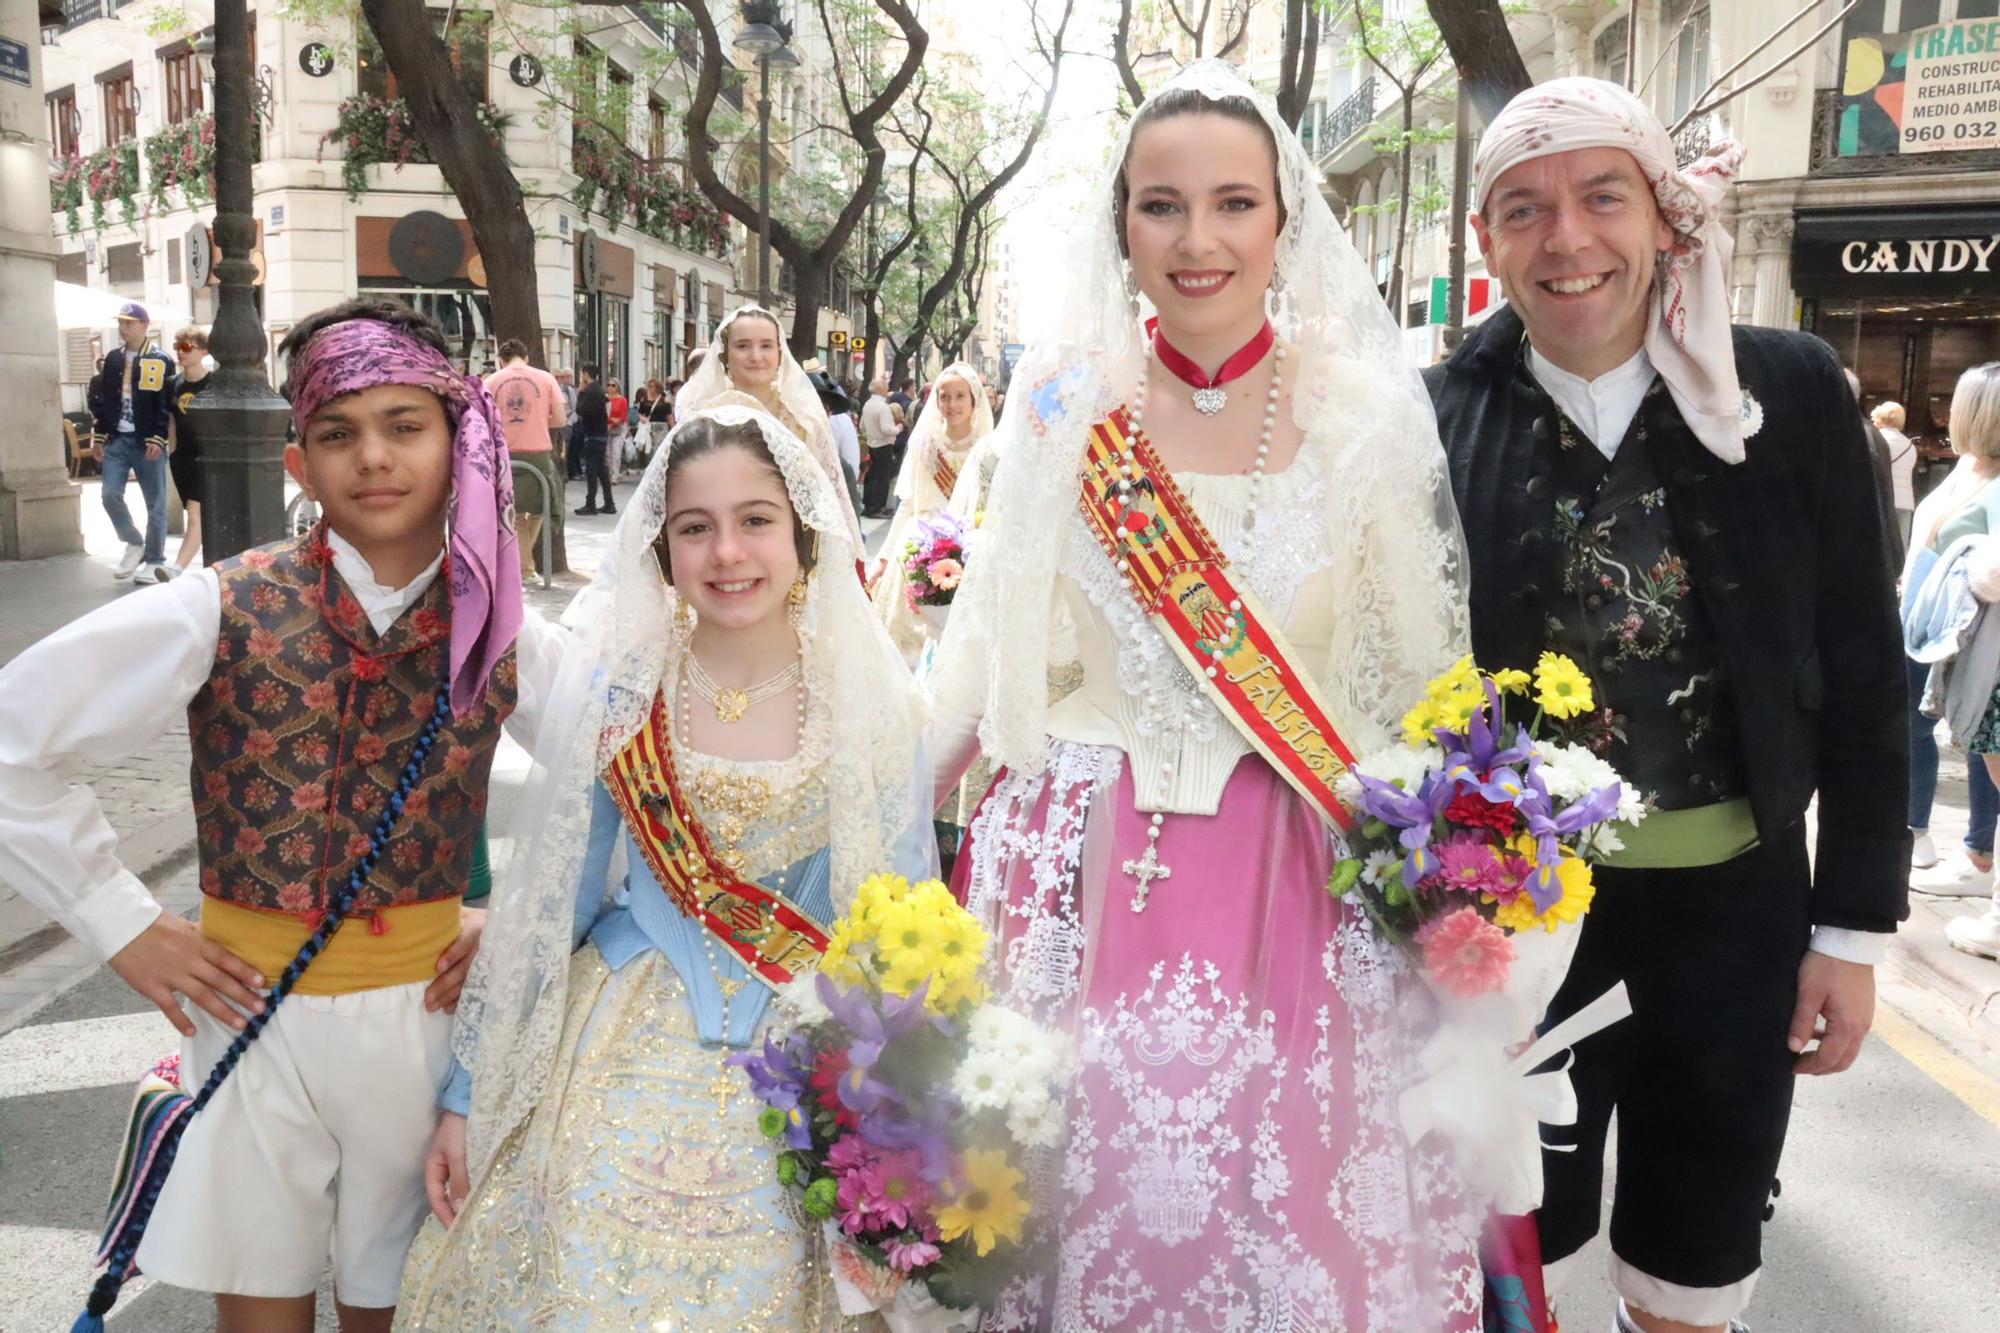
[956,742,1483,1332]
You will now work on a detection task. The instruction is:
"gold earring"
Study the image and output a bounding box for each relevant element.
[786,573,808,628]
[673,597,697,643]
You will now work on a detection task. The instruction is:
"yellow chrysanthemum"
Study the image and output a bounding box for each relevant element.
[1491,668,1532,695]
[1427,655,1481,701]
[1401,699,1442,747]
[1489,842,1596,934]
[875,899,950,969]
[935,1150,1030,1256]
[818,922,867,988]
[1533,652,1595,720]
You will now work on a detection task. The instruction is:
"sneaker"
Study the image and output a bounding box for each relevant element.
[113,543,144,578]
[601,504,617,515]
[1911,830,1939,869]
[573,506,599,516]
[1946,895,2000,960]
[1909,858,1995,898]
[1615,1302,1750,1333]
[149,562,178,583]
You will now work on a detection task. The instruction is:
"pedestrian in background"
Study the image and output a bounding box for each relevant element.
[90,302,177,584]
[573,364,614,516]
[858,374,899,517]
[606,378,631,482]
[558,368,581,481]
[164,327,213,579]
[485,338,567,580]
[1874,399,1918,543]
[1850,367,1905,572]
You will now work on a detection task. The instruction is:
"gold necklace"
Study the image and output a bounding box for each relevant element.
[685,652,801,723]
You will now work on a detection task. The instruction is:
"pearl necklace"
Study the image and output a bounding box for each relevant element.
[685,651,803,724]
[1117,339,1285,911]
[674,654,809,1047]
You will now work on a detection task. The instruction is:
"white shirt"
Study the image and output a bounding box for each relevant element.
[828,410,861,475]
[1529,345,1655,460]
[0,538,568,962]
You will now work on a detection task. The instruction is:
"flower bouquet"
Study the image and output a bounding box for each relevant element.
[903,513,968,632]
[1330,653,1643,1213]
[734,875,1067,1331]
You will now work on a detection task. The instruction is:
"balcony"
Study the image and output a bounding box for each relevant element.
[720,67,745,113]
[625,3,667,39]
[1324,76,1377,157]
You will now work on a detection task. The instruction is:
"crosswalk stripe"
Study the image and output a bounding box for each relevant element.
[0,1224,151,1330]
[0,1011,172,1100]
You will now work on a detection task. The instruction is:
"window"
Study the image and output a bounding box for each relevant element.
[1297,99,1324,157]
[648,97,669,162]
[1593,17,1629,88]
[99,67,137,145]
[606,64,633,146]
[106,241,143,287]
[161,45,203,122]
[358,8,488,103]
[1666,2,1711,125]
[47,87,78,157]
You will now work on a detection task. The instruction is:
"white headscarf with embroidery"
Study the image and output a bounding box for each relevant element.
[1472,76,1748,464]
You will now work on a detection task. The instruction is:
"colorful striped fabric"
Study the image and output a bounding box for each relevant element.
[93,1053,191,1275]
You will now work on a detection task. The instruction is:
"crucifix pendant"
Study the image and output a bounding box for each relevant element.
[1191,386,1227,416]
[1125,832,1173,912]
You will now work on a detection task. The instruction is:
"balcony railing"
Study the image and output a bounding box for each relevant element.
[1322,76,1377,156]
[720,67,745,112]
[625,3,667,39]
[1673,114,1712,168]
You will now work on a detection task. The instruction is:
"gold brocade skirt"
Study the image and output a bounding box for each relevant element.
[395,945,853,1331]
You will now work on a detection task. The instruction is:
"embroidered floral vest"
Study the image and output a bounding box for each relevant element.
[1539,381,1747,811]
[187,530,516,918]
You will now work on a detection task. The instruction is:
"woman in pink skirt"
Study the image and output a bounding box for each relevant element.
[925,61,1485,1331]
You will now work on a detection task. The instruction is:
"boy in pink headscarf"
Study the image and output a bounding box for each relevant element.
[0,298,567,1331]
[1424,78,1907,1333]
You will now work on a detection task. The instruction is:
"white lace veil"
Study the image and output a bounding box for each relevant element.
[937,59,1470,773]
[453,397,926,1181]
[893,361,995,508]
[674,303,864,548]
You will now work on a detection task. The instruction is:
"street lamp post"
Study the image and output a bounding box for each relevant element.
[734,9,799,312]
[188,1,291,562]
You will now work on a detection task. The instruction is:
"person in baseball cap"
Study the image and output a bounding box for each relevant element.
[92,301,178,581]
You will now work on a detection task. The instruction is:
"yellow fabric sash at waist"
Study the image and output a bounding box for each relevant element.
[201,895,463,996]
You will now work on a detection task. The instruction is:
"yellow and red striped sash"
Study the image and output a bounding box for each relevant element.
[602,695,829,990]
[933,453,961,502]
[1077,407,1359,832]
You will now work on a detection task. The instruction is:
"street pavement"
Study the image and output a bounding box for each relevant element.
[2,471,1994,1330]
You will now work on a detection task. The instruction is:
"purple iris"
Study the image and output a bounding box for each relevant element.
[815,974,944,1120]
[729,1031,816,1149]
[1519,780,1625,911]
[1355,771,1459,886]
[860,1093,960,1183]
[1440,680,1535,802]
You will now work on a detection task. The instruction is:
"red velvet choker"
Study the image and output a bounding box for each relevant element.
[1148,317,1276,416]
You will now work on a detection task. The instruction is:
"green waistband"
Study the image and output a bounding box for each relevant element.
[1599,797,1759,870]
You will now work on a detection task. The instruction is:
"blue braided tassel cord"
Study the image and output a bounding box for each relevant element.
[74,682,451,1331]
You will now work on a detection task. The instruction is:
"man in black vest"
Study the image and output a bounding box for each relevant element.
[1423,79,1908,1333]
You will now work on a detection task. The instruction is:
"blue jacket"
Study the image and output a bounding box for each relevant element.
[91,342,177,447]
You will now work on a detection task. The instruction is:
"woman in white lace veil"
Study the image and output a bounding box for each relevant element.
[871,360,995,659]
[924,61,1482,1331]
[399,397,934,1329]
[676,303,865,549]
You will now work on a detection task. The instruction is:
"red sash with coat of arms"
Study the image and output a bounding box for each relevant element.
[1076,408,1359,832]
[602,695,830,990]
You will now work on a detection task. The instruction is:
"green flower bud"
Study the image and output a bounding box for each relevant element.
[758,1107,787,1139]
[1326,860,1362,898]
[802,1175,839,1219]
[776,1153,801,1186]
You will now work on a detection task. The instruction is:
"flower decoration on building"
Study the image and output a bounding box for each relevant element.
[318,94,511,201]
[143,114,217,211]
[572,124,732,259]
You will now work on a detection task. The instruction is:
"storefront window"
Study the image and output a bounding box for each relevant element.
[359,283,494,371]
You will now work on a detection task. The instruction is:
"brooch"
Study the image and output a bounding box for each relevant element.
[1739,389,1764,440]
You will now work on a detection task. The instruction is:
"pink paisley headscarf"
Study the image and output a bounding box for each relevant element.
[1472,77,1749,465]
[288,318,523,717]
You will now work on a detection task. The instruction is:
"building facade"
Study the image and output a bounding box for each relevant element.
[38,0,864,407]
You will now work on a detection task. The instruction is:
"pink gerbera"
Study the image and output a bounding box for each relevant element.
[927,557,963,590]
[1418,907,1515,997]
[835,1147,933,1236]
[882,1229,944,1272]
[1426,834,1507,897]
